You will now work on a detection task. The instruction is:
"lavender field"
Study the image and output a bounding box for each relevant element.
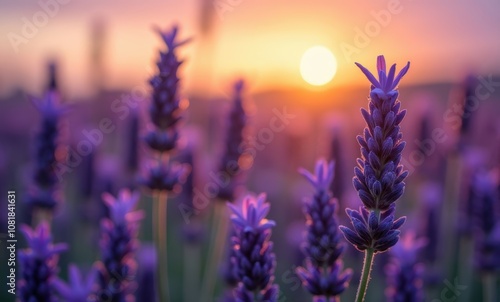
[1,1,500,301]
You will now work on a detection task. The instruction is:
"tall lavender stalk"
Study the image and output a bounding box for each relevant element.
[96,189,143,302]
[18,222,68,302]
[339,55,410,302]
[216,79,247,201]
[295,159,352,302]
[227,194,279,301]
[472,172,500,301]
[201,79,248,302]
[142,24,190,301]
[28,90,65,225]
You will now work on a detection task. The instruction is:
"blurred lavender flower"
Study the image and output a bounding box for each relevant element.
[28,91,65,210]
[219,228,239,302]
[135,245,158,302]
[141,24,191,194]
[54,264,97,302]
[141,161,189,193]
[459,75,478,139]
[79,150,95,199]
[96,189,143,302]
[385,232,426,302]
[418,182,441,264]
[227,194,279,301]
[295,159,352,301]
[340,55,410,254]
[216,79,248,201]
[46,60,58,91]
[126,110,140,172]
[472,172,500,272]
[146,25,190,152]
[329,131,345,203]
[142,25,191,302]
[18,222,68,302]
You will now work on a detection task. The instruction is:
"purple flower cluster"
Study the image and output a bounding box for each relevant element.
[142,161,187,192]
[385,233,426,302]
[145,25,190,153]
[96,189,143,302]
[18,222,68,302]
[295,159,352,301]
[340,55,410,253]
[28,91,65,210]
[227,194,279,301]
[472,173,500,272]
[142,25,190,191]
[217,79,248,201]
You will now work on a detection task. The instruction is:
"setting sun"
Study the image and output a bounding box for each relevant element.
[300,46,337,86]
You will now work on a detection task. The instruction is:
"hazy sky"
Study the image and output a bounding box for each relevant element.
[1,0,500,98]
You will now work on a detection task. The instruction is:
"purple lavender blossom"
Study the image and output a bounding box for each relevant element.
[385,233,426,302]
[141,25,190,193]
[227,194,279,301]
[329,132,345,203]
[141,25,191,302]
[135,245,158,302]
[96,189,143,302]
[126,110,140,172]
[216,79,247,201]
[46,60,58,92]
[141,161,188,193]
[18,222,68,302]
[295,159,352,301]
[472,172,500,272]
[459,75,478,138]
[53,264,97,302]
[418,182,441,263]
[340,55,410,254]
[220,229,239,287]
[28,91,65,210]
[145,25,190,152]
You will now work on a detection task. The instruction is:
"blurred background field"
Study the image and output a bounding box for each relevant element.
[1,0,500,301]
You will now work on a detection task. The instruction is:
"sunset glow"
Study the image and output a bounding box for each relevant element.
[300,46,337,86]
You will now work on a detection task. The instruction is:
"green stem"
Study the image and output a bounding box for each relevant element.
[183,243,200,302]
[200,202,230,302]
[457,236,473,302]
[483,273,496,302]
[356,248,375,302]
[154,190,170,302]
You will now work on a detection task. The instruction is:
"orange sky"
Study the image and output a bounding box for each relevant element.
[1,0,499,98]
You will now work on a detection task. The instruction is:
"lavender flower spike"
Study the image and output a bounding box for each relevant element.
[145,25,190,152]
[340,55,409,254]
[96,189,143,302]
[217,79,248,201]
[28,91,65,210]
[54,264,97,302]
[227,194,279,301]
[18,222,68,302]
[385,232,426,302]
[296,159,352,301]
[341,56,410,302]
